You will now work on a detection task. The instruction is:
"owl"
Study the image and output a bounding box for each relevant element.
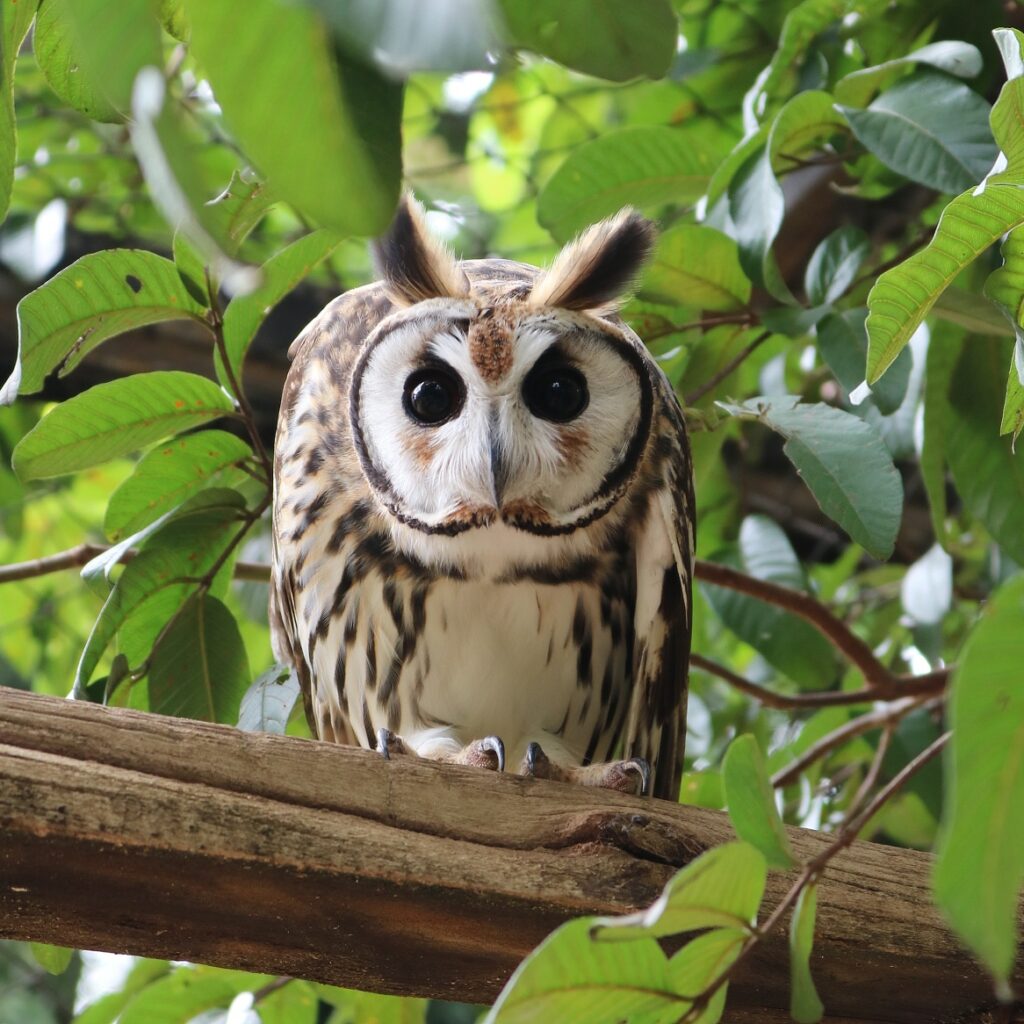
[270,196,694,800]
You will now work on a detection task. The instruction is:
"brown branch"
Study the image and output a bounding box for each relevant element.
[0,689,1008,1023]
[684,330,771,405]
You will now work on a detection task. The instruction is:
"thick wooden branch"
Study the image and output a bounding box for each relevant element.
[0,689,1016,1022]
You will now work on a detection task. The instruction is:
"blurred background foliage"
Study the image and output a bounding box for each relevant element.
[2,0,1024,1020]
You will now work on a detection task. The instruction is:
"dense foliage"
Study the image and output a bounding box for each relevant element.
[2,0,1024,1020]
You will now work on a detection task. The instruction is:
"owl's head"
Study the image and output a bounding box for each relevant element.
[350,196,658,538]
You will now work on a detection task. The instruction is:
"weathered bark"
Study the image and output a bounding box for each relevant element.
[0,688,1017,1023]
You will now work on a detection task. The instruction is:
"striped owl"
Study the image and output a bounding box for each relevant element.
[270,196,694,799]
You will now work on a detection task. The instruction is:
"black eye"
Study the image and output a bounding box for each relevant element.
[403,367,464,426]
[523,364,589,423]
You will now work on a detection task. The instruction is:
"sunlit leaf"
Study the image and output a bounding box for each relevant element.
[501,0,677,82]
[237,663,300,734]
[116,967,257,1024]
[0,250,208,403]
[720,397,903,559]
[934,574,1024,987]
[0,0,39,222]
[185,0,402,235]
[789,885,825,1023]
[723,734,797,869]
[29,943,74,975]
[667,929,746,1024]
[12,372,236,480]
[920,323,963,546]
[591,842,766,940]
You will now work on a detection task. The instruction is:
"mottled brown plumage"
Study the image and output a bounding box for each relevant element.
[271,197,694,799]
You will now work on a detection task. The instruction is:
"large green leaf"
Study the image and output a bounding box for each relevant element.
[838,72,996,196]
[946,336,1024,565]
[984,226,1024,440]
[0,0,39,223]
[834,40,984,107]
[667,930,745,1024]
[723,734,798,869]
[185,0,402,235]
[804,227,869,306]
[485,919,682,1024]
[865,29,1024,382]
[237,664,299,734]
[720,397,903,559]
[592,842,766,940]
[218,229,341,391]
[538,124,730,242]
[116,968,253,1024]
[74,490,248,692]
[104,429,253,541]
[789,885,825,1023]
[702,516,838,689]
[0,250,208,402]
[148,592,250,723]
[500,0,677,82]
[920,323,963,546]
[933,575,1024,986]
[641,224,750,312]
[12,371,235,480]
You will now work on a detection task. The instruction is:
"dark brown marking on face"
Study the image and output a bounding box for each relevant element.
[450,502,497,529]
[406,428,436,469]
[559,425,591,469]
[501,499,551,531]
[468,305,516,383]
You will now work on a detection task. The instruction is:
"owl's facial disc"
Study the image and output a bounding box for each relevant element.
[351,301,653,537]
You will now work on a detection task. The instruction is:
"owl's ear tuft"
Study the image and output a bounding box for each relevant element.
[372,194,470,307]
[529,208,656,313]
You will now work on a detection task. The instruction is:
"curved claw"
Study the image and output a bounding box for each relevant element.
[629,757,652,797]
[376,727,394,761]
[482,735,506,772]
[524,740,551,778]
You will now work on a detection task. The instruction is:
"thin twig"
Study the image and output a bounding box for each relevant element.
[684,331,771,406]
[843,723,894,824]
[252,976,293,1003]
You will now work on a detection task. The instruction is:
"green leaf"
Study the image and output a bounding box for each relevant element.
[723,735,798,869]
[148,593,250,723]
[0,0,39,223]
[984,226,1024,442]
[104,429,253,541]
[864,29,1024,383]
[701,516,838,689]
[73,959,172,1024]
[592,842,767,940]
[0,250,208,402]
[218,229,341,392]
[185,0,402,235]
[237,664,300,734]
[920,324,963,546]
[720,397,903,559]
[804,227,869,306]
[117,968,249,1024]
[33,0,162,122]
[500,0,677,82]
[29,943,74,975]
[74,489,247,692]
[12,371,236,480]
[932,287,1012,337]
[667,929,745,1024]
[789,885,825,1023]
[933,575,1024,987]
[946,336,1024,565]
[837,72,996,195]
[835,40,984,107]
[207,170,277,257]
[641,224,750,312]
[484,919,682,1024]
[816,308,911,415]
[538,124,730,242]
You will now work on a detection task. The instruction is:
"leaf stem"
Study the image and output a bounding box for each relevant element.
[684,330,772,405]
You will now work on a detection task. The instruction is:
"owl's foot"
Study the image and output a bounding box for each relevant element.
[376,727,412,759]
[449,735,506,772]
[520,741,650,796]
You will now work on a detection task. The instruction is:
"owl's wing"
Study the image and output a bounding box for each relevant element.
[622,390,694,801]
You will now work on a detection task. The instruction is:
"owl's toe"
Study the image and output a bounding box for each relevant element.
[376,727,411,760]
[456,735,506,772]
[570,757,651,796]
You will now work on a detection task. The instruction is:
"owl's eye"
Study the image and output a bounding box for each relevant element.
[523,364,589,423]
[403,367,465,426]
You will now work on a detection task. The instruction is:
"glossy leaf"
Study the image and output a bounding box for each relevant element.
[642,223,750,312]
[0,0,38,222]
[592,842,766,940]
[838,72,996,195]
[667,930,745,1024]
[720,397,903,559]
[12,371,235,480]
[237,664,300,734]
[934,575,1024,986]
[0,250,207,402]
[485,919,682,1024]
[148,592,250,723]
[207,171,277,258]
[984,226,1024,440]
[538,124,730,242]
[74,489,247,692]
[116,969,252,1024]
[500,0,677,82]
[723,734,797,869]
[789,885,825,1023]
[29,943,73,975]
[104,429,253,541]
[218,229,341,391]
[865,29,1024,382]
[804,227,869,306]
[185,0,402,235]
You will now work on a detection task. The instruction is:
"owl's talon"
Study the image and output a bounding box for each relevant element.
[482,735,506,772]
[376,728,410,760]
[629,757,652,797]
[455,736,505,771]
[522,741,552,779]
